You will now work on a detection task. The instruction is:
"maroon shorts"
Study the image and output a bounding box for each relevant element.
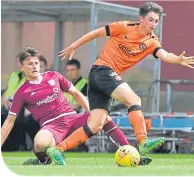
[41,112,90,145]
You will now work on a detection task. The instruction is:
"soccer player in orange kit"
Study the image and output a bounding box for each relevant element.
[47,2,194,165]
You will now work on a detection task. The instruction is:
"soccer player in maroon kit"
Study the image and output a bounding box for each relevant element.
[1,47,151,166]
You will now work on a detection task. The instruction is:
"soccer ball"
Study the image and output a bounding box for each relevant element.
[115,145,140,167]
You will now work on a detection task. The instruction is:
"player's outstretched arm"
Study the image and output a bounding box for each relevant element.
[68,86,90,112]
[156,49,194,68]
[1,114,17,146]
[59,27,107,60]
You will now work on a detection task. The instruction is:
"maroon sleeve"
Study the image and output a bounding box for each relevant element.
[55,72,72,92]
[9,90,24,116]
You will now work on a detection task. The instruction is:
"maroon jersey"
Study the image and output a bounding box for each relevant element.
[9,71,77,127]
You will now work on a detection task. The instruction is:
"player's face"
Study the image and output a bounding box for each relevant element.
[140,11,160,32]
[66,65,80,81]
[21,57,40,80]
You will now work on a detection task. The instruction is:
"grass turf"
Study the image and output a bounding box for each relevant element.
[2,152,194,176]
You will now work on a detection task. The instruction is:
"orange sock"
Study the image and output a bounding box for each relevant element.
[57,127,89,151]
[128,110,147,144]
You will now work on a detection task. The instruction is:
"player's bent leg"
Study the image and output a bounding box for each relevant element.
[47,109,108,165]
[68,112,125,145]
[111,82,165,155]
[56,109,107,151]
[111,82,147,143]
[34,129,67,165]
[23,129,56,165]
[47,113,91,166]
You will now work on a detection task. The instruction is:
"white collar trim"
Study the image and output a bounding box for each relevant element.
[29,75,43,84]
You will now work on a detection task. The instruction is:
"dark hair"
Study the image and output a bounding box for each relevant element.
[66,59,81,69]
[39,55,48,66]
[139,2,163,18]
[18,47,39,65]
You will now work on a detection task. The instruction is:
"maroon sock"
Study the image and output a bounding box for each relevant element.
[103,120,129,147]
[34,150,49,162]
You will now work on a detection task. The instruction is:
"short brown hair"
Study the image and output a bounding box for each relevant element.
[18,47,39,65]
[139,2,163,18]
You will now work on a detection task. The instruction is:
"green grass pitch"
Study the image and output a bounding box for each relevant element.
[2,152,194,176]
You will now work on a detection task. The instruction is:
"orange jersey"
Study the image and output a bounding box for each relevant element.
[94,21,162,74]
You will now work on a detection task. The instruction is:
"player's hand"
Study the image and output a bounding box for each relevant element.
[59,45,76,60]
[179,51,194,69]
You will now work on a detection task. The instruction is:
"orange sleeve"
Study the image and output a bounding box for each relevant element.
[105,21,126,37]
[148,39,162,58]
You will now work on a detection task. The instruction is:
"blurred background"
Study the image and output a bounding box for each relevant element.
[1,0,194,154]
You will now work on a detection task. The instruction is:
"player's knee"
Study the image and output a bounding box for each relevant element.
[34,130,55,151]
[34,141,48,152]
[34,137,54,152]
